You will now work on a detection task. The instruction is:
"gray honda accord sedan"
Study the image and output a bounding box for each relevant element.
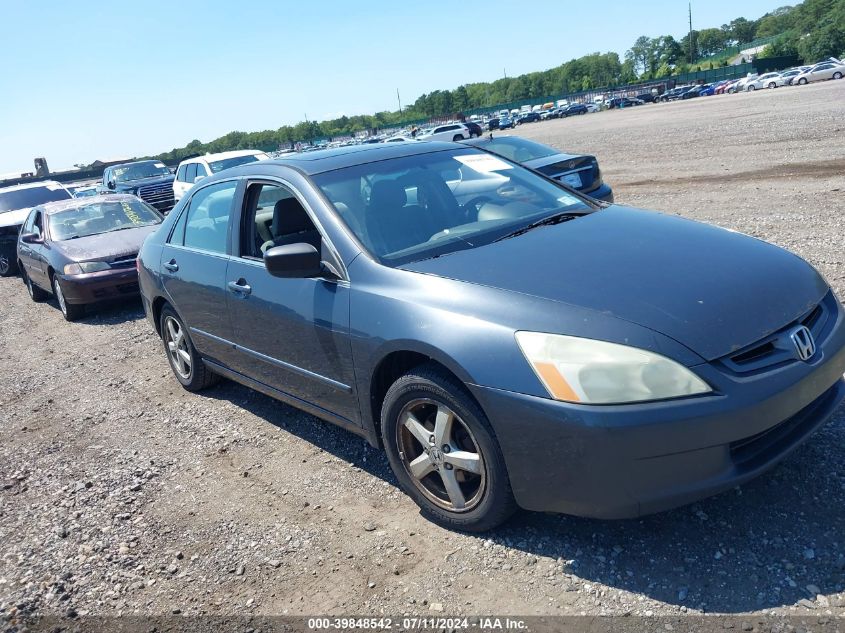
[137,141,845,531]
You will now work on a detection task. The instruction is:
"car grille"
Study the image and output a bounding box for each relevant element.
[729,381,840,471]
[117,282,139,294]
[536,157,598,191]
[137,183,175,213]
[718,290,836,374]
[109,255,137,269]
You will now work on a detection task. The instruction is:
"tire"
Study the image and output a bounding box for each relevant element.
[22,268,48,302]
[159,304,219,391]
[0,250,18,277]
[768,82,777,89]
[452,134,464,142]
[834,72,843,80]
[798,78,808,85]
[747,85,756,92]
[52,274,85,321]
[381,363,517,532]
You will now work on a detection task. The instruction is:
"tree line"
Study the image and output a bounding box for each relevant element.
[143,0,843,165]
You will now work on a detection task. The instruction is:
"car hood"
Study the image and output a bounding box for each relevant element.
[0,207,33,229]
[53,225,160,261]
[114,174,175,190]
[401,206,828,362]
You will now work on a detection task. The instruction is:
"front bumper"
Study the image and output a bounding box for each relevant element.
[470,304,845,519]
[58,268,140,304]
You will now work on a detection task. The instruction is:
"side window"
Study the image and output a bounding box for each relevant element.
[176,164,187,182]
[241,182,318,259]
[196,164,208,177]
[182,181,238,254]
[22,210,37,234]
[33,211,43,236]
[185,163,197,183]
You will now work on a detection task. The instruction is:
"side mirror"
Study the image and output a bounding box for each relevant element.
[20,232,43,244]
[193,175,205,184]
[107,180,116,190]
[264,243,322,279]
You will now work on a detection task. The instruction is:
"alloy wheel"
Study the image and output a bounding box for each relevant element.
[396,399,486,512]
[53,277,68,316]
[164,316,192,379]
[0,253,9,276]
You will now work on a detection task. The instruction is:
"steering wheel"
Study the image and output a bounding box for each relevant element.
[461,195,493,220]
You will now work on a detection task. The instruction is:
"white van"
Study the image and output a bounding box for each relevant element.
[173,150,269,202]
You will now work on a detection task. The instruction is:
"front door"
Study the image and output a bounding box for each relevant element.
[159,179,240,365]
[224,180,358,423]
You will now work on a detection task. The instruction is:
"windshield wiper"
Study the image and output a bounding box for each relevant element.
[493,210,586,242]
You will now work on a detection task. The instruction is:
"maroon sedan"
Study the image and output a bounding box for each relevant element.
[16,194,162,320]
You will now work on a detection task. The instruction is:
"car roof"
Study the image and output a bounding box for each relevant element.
[37,193,140,215]
[243,141,461,176]
[0,180,66,193]
[180,149,264,164]
[109,160,161,169]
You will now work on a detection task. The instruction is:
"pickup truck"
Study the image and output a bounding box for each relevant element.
[98,160,176,214]
[0,181,72,276]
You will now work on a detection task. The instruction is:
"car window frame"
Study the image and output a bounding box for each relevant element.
[176,164,187,182]
[232,176,349,282]
[165,178,243,256]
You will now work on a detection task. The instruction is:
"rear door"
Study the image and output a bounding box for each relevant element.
[159,179,241,365]
[224,179,358,423]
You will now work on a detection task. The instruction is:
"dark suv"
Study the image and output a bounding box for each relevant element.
[99,160,176,214]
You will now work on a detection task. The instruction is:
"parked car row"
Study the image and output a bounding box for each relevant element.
[4,138,844,533]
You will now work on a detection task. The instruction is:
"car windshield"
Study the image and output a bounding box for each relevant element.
[48,198,162,240]
[313,148,593,266]
[112,162,170,182]
[0,185,71,213]
[208,154,263,173]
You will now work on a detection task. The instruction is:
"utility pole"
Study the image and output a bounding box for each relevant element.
[503,68,507,79]
[688,2,694,62]
[397,89,402,115]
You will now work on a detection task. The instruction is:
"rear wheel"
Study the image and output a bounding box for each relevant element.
[381,363,517,532]
[22,268,47,302]
[159,305,219,391]
[768,82,777,89]
[52,275,85,321]
[834,72,843,80]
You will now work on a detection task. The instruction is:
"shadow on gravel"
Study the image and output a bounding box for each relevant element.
[51,297,145,325]
[198,378,845,615]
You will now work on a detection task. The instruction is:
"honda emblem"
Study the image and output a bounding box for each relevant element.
[789,325,816,362]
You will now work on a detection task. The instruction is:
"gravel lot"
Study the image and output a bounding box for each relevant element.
[1,80,844,625]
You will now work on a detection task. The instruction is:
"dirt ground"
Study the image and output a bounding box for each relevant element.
[1,80,844,624]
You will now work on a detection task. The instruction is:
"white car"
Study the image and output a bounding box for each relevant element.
[745,72,787,90]
[793,61,845,85]
[0,180,72,276]
[383,135,419,143]
[584,103,600,113]
[173,150,269,202]
[416,123,472,143]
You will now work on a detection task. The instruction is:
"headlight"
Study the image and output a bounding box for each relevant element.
[64,261,110,275]
[515,331,711,404]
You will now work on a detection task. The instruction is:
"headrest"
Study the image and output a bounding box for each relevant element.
[272,197,312,236]
[207,195,231,220]
[369,180,406,210]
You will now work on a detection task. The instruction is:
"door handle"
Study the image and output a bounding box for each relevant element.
[163,260,179,273]
[227,279,252,296]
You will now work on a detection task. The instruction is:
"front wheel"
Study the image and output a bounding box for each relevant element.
[834,72,843,80]
[0,251,18,277]
[768,82,777,89]
[159,305,219,391]
[52,275,85,321]
[452,134,464,142]
[798,78,808,85]
[747,85,756,92]
[381,364,517,532]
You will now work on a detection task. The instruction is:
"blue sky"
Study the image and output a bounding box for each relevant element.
[0,0,780,173]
